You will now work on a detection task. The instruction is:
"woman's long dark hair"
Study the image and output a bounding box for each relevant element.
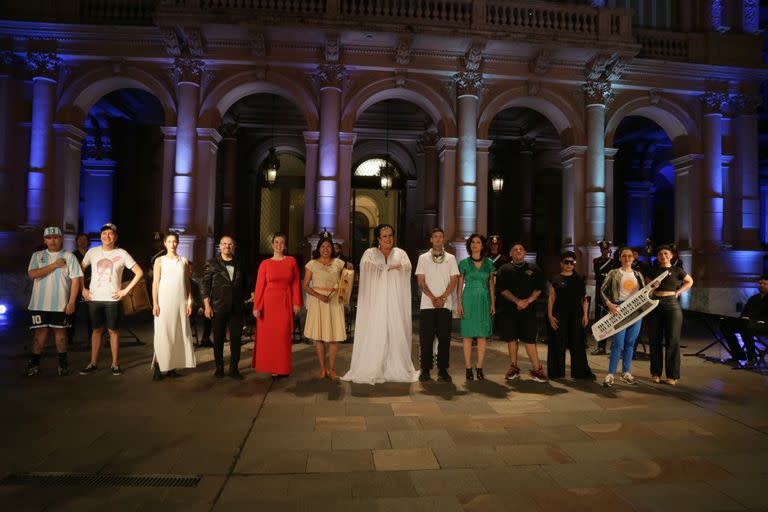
[465,233,488,258]
[372,223,394,248]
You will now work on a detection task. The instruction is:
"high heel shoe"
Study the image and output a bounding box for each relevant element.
[465,368,474,380]
[152,363,163,381]
[328,369,338,380]
[476,368,485,380]
[319,369,327,379]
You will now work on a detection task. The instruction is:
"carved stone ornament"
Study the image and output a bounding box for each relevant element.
[314,63,346,89]
[463,42,484,72]
[395,37,412,66]
[743,0,759,34]
[710,0,723,31]
[249,30,266,58]
[728,94,762,116]
[648,88,662,105]
[584,53,611,81]
[183,28,205,57]
[700,92,727,115]
[325,34,340,63]
[27,52,61,80]
[454,71,484,98]
[172,57,207,85]
[527,80,541,97]
[583,79,613,106]
[530,49,552,75]
[161,28,181,57]
[603,55,626,82]
[393,71,407,88]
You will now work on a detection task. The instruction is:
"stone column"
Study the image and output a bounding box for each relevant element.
[453,72,482,242]
[336,131,357,245]
[0,52,14,198]
[604,147,618,242]
[219,124,238,236]
[171,58,205,232]
[159,127,177,231]
[583,79,612,246]
[25,52,61,227]
[192,127,222,263]
[437,137,458,242]
[51,124,86,237]
[560,146,587,272]
[80,158,117,235]
[476,139,492,238]
[421,131,439,233]
[700,92,727,248]
[314,64,345,235]
[730,94,761,249]
[518,137,535,248]
[303,131,320,239]
[670,154,702,251]
[741,0,759,34]
[721,154,735,246]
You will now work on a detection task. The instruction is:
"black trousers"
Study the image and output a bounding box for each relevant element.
[648,297,682,379]
[547,311,592,379]
[720,317,764,362]
[212,309,242,371]
[419,308,452,370]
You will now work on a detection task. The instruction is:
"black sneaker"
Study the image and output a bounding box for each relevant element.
[26,361,40,377]
[419,370,431,382]
[437,369,452,382]
[79,363,97,375]
[111,365,123,376]
[57,365,69,376]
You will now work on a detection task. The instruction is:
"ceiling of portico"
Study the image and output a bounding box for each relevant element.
[488,107,560,148]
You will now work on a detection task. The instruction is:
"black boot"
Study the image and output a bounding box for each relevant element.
[465,368,474,381]
[214,363,224,378]
[476,368,485,380]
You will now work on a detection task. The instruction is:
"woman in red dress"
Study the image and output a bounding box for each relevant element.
[252,233,302,378]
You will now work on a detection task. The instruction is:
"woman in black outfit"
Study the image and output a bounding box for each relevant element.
[647,244,694,385]
[546,251,595,380]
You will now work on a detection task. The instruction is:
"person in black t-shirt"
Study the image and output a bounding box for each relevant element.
[496,243,547,383]
[720,275,768,367]
[646,245,693,385]
[591,240,618,355]
[546,251,594,380]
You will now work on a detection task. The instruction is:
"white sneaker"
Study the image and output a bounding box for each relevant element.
[603,374,614,387]
[620,372,636,385]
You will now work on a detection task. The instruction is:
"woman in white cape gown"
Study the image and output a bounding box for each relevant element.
[342,224,419,384]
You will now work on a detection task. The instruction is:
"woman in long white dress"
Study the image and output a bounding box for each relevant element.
[151,232,196,380]
[341,224,419,384]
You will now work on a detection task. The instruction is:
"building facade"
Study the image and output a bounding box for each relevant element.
[0,0,765,315]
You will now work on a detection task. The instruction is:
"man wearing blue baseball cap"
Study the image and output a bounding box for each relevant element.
[26,226,84,376]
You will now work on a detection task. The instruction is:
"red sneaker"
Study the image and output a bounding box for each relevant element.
[504,364,520,381]
[529,367,548,383]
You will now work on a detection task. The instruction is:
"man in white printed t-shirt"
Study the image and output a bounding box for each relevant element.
[80,223,144,376]
[26,226,84,377]
[415,228,459,382]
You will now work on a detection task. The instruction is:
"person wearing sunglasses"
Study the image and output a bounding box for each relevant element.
[546,251,595,380]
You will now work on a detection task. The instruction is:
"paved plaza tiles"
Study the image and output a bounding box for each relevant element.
[1,317,767,512]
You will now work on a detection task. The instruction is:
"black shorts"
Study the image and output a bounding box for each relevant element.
[89,301,121,331]
[29,310,69,329]
[496,307,537,343]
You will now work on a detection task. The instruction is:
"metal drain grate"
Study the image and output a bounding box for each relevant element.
[0,472,200,488]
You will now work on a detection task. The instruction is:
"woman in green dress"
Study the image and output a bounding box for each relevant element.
[457,233,495,380]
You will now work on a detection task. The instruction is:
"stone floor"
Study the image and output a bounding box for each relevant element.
[1,314,767,512]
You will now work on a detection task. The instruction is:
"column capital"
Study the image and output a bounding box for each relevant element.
[453,71,484,98]
[314,63,347,90]
[477,139,493,151]
[700,92,728,115]
[303,130,320,144]
[171,57,207,85]
[436,137,459,153]
[26,52,61,81]
[339,131,357,145]
[560,145,588,160]
[583,79,613,106]
[728,94,762,116]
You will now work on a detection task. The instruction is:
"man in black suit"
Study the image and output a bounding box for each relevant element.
[202,236,248,379]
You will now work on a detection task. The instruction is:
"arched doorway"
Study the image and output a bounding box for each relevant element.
[217,93,307,265]
[487,107,562,273]
[79,88,164,265]
[351,98,433,262]
[613,115,674,256]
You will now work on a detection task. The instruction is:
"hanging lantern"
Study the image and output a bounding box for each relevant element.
[491,174,504,194]
[379,158,395,195]
[264,147,280,188]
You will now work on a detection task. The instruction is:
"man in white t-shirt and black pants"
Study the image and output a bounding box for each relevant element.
[80,223,144,375]
[26,226,84,376]
[415,228,459,382]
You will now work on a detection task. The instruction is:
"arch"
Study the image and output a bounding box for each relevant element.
[247,136,307,172]
[341,78,457,137]
[354,194,379,229]
[352,140,416,179]
[478,86,584,146]
[58,66,176,127]
[606,96,699,154]
[199,70,318,131]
